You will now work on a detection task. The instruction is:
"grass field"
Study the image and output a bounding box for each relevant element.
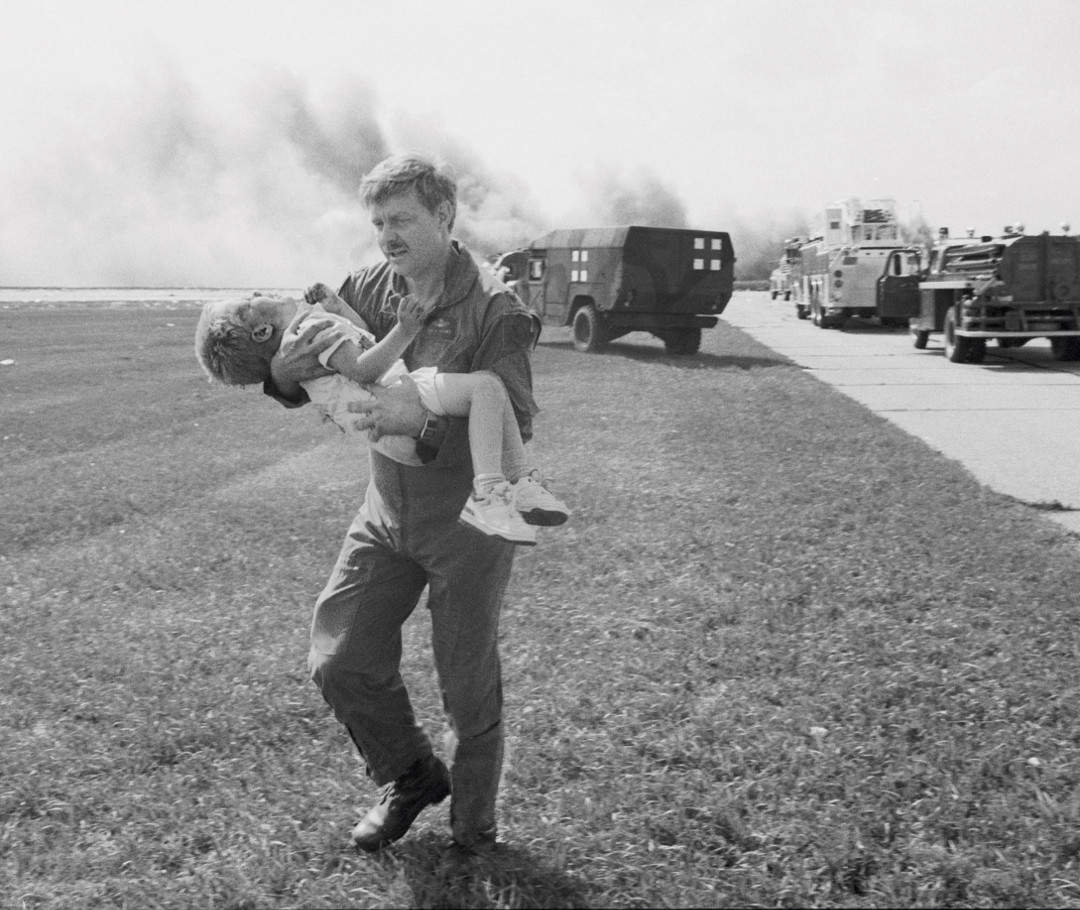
[3,297,1080,908]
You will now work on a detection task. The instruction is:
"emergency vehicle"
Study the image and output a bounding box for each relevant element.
[769,237,804,301]
[491,226,736,355]
[790,199,920,328]
[910,225,1080,363]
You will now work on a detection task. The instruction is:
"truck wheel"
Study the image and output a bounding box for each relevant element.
[783,291,791,302]
[770,291,778,300]
[811,293,841,329]
[572,305,608,353]
[1050,338,1080,361]
[796,304,809,320]
[664,328,702,355]
[912,330,930,349]
[943,307,985,363]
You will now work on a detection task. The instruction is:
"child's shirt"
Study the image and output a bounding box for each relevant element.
[300,307,424,466]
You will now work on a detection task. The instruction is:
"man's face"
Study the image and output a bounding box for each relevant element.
[369,188,451,280]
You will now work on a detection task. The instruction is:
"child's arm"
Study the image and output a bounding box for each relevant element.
[325,294,427,387]
[305,283,370,331]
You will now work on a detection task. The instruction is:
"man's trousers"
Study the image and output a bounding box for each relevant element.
[308,450,515,847]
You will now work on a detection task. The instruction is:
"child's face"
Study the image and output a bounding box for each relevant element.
[246,295,299,331]
[236,295,300,349]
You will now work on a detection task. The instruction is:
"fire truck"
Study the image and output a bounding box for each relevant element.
[790,198,921,328]
[491,225,736,355]
[910,225,1080,363]
[769,237,804,301]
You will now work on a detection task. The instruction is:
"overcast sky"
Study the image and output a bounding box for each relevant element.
[2,0,1078,286]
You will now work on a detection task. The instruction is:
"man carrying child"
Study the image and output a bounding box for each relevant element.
[262,154,550,857]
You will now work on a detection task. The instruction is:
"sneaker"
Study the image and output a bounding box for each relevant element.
[459,482,537,545]
[350,754,451,853]
[510,472,571,526]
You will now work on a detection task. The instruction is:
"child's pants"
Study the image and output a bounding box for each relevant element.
[308,449,515,848]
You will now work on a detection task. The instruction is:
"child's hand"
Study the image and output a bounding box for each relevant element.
[305,283,350,316]
[305,284,371,333]
[304,283,333,305]
[395,295,427,334]
[305,283,351,316]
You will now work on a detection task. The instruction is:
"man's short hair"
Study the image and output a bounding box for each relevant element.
[194,299,269,386]
[359,154,457,231]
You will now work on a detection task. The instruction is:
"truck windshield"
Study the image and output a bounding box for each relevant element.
[892,252,920,275]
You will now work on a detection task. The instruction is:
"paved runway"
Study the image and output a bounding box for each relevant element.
[722,291,1080,536]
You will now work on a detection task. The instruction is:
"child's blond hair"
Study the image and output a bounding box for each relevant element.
[194,298,271,386]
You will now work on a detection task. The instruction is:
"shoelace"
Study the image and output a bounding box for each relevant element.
[513,477,549,503]
[476,484,512,506]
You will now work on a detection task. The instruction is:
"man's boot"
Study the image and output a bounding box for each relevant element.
[351,754,451,852]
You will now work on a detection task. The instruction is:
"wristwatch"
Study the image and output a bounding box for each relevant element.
[416,410,441,463]
[418,411,441,445]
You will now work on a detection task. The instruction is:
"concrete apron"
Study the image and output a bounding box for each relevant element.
[722,291,1080,537]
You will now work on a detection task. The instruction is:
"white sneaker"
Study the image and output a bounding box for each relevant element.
[510,472,571,526]
[459,482,537,545]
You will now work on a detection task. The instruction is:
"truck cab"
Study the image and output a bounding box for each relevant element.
[875,248,923,325]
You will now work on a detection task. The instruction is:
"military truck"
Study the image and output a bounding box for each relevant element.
[910,226,1080,363]
[790,198,920,328]
[491,225,736,355]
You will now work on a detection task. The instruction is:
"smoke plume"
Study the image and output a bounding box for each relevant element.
[387,110,548,258]
[565,164,689,230]
[0,64,552,287]
[0,63,806,286]
[1,65,389,287]
[724,213,813,281]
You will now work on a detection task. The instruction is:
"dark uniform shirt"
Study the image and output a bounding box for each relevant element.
[266,241,540,469]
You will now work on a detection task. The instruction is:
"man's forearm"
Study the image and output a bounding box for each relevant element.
[267,372,305,404]
[270,348,316,403]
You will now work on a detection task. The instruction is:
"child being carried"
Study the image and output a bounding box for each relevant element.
[194,285,569,545]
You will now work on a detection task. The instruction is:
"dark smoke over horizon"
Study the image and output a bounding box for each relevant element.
[569,165,689,229]
[0,65,800,286]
